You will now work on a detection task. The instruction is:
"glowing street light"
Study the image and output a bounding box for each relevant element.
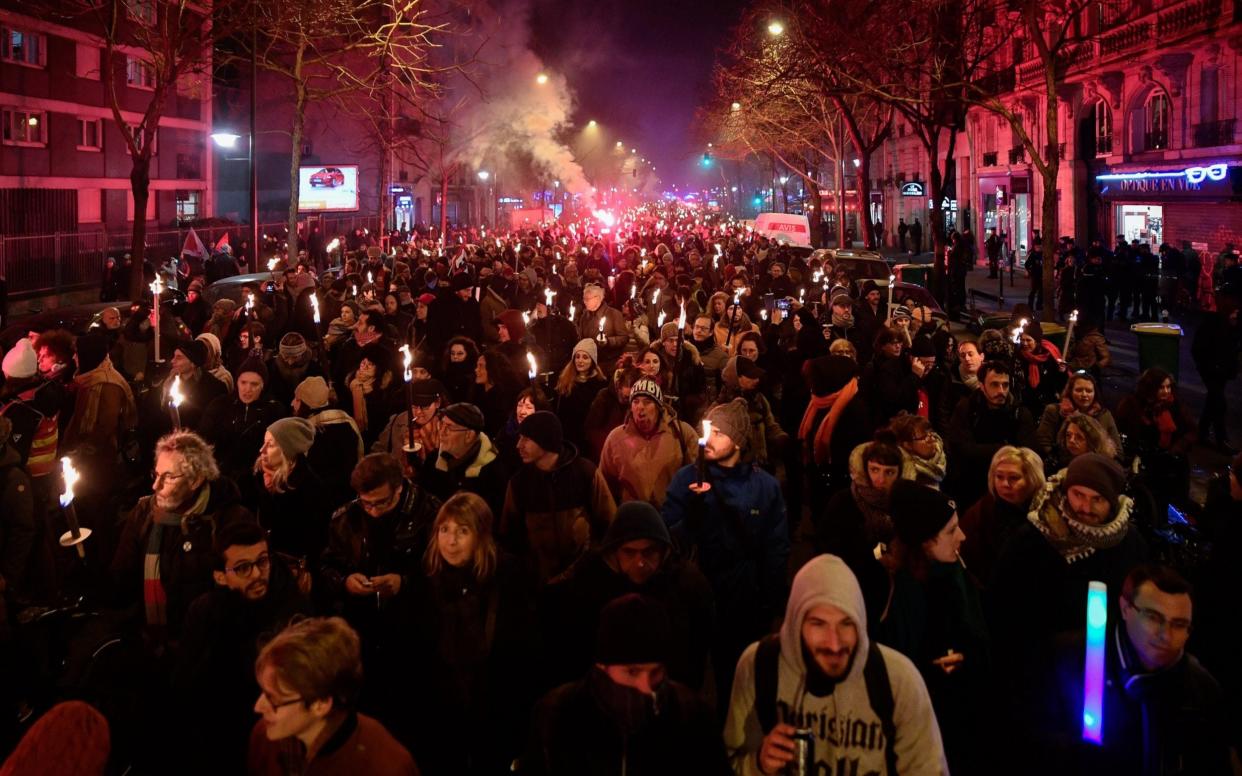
[587,119,597,128]
[616,141,624,148]
[535,73,549,85]
[731,102,741,111]
[477,170,490,181]
[210,132,241,148]
[768,20,785,35]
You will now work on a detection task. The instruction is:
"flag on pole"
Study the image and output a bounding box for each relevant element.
[181,228,207,259]
[214,232,231,251]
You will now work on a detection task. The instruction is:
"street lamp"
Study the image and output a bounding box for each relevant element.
[212,129,258,271]
[616,141,624,148]
[767,20,784,36]
[731,102,741,111]
[477,170,490,181]
[535,73,549,85]
[587,120,597,128]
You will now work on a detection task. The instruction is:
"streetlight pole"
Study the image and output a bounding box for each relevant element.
[249,20,259,272]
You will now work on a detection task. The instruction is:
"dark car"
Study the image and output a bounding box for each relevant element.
[203,272,274,308]
[308,167,346,188]
[0,301,165,353]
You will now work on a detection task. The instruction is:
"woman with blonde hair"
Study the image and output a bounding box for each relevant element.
[958,446,1045,586]
[409,492,535,775]
[249,417,330,562]
[554,339,608,453]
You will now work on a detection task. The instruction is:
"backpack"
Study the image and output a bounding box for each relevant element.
[754,632,898,775]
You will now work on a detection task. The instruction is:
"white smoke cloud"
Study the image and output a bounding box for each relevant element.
[444,0,595,206]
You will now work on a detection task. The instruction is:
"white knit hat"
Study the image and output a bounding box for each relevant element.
[573,338,598,364]
[2,339,37,379]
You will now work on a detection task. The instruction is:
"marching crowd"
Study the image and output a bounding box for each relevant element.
[0,204,1239,775]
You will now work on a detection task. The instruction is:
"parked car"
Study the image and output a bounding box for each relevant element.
[308,167,346,187]
[0,301,177,353]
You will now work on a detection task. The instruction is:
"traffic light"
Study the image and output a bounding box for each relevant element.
[701,152,712,168]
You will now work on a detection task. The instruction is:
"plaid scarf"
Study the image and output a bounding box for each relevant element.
[143,486,211,635]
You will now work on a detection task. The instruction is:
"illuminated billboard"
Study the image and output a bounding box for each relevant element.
[298,165,360,212]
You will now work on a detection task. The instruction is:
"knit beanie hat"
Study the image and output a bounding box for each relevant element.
[829,289,853,308]
[804,354,858,397]
[279,332,311,365]
[75,333,110,372]
[267,417,316,460]
[594,594,671,665]
[176,340,208,368]
[891,304,913,322]
[2,339,37,379]
[495,309,527,341]
[1064,453,1126,513]
[441,402,486,432]
[659,322,679,341]
[196,332,223,362]
[237,356,268,384]
[572,338,598,364]
[604,501,672,550]
[518,410,563,454]
[294,376,331,410]
[630,377,663,405]
[889,479,957,548]
[707,398,751,447]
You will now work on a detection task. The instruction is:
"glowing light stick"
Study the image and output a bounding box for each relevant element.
[169,375,185,430]
[58,456,90,557]
[150,276,165,363]
[400,345,416,451]
[1082,581,1107,745]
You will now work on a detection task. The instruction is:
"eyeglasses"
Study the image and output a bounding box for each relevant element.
[152,470,186,487]
[261,690,305,710]
[1127,599,1191,635]
[440,422,468,435]
[359,487,400,512]
[225,554,271,578]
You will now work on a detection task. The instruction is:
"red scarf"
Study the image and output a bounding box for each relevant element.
[1151,407,1178,448]
[797,378,860,466]
[1019,341,1061,388]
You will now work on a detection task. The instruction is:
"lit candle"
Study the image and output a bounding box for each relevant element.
[696,419,712,489]
[597,317,606,341]
[400,345,416,451]
[1082,581,1108,745]
[168,375,185,430]
[58,456,90,558]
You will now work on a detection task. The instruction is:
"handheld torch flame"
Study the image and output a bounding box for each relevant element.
[1011,318,1028,345]
[268,258,278,271]
[657,311,667,328]
[568,302,576,321]
[526,351,537,380]
[59,456,79,508]
[598,318,606,333]
[544,289,555,307]
[699,419,712,447]
[169,375,185,409]
[400,344,413,382]
[310,293,321,323]
[326,238,340,253]
[678,304,686,330]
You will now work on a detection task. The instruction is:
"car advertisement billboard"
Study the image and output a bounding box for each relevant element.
[298,165,360,212]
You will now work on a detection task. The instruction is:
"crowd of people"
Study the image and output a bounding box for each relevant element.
[0,203,1238,775]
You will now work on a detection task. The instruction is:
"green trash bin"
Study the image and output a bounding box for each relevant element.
[1131,323,1183,380]
[895,263,930,288]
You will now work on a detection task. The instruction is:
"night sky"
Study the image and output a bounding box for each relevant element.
[530,0,749,191]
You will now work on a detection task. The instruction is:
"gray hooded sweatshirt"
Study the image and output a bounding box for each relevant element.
[724,554,948,775]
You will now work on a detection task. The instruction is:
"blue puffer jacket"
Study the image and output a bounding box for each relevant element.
[661,461,789,625]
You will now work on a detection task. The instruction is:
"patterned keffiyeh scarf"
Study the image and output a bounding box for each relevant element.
[1027,472,1132,563]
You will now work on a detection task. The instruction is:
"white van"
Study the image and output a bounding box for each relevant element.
[753,212,812,247]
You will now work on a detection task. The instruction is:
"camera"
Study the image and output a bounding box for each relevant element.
[776,298,792,313]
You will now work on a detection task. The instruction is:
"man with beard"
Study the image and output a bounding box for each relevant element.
[523,594,728,776]
[692,315,729,401]
[599,378,699,508]
[945,360,1037,508]
[264,333,324,407]
[109,431,255,646]
[540,501,715,690]
[662,399,789,715]
[725,554,945,775]
[937,338,983,431]
[824,290,864,358]
[174,522,312,773]
[419,402,507,515]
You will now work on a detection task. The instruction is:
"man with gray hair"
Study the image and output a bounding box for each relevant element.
[109,430,255,645]
[577,283,628,369]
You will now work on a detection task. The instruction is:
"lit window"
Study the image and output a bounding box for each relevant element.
[1,108,48,146]
[126,123,158,156]
[1146,92,1170,150]
[78,117,103,150]
[176,190,201,222]
[127,0,155,24]
[1,27,46,68]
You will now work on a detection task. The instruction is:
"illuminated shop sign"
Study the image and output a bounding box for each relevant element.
[1095,163,1231,182]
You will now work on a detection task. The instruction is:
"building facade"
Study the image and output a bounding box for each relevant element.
[0,6,213,238]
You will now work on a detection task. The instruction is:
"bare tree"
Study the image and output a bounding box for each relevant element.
[226,0,443,256]
[32,0,225,300]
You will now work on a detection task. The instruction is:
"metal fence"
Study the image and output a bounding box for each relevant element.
[1,214,380,298]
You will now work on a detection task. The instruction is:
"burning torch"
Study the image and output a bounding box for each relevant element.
[58,456,90,558]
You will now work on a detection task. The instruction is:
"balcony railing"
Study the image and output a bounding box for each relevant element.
[1192,118,1236,147]
[1144,130,1169,151]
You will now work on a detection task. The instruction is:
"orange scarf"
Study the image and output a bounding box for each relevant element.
[1019,341,1061,388]
[797,378,860,466]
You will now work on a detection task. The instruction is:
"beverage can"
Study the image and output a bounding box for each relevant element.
[789,728,814,775]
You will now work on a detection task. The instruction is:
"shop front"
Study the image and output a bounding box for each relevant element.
[978,173,1031,263]
[1095,162,1242,253]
